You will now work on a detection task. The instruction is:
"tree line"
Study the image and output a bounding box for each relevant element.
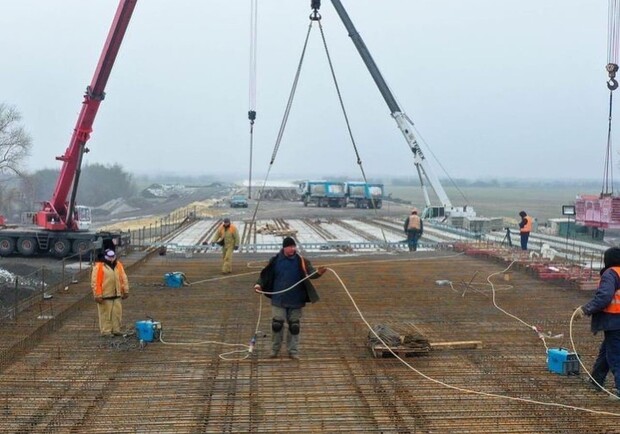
[0,104,136,221]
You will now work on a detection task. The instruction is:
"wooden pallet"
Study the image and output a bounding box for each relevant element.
[369,340,483,358]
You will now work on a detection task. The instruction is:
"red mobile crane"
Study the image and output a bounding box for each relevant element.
[0,0,137,257]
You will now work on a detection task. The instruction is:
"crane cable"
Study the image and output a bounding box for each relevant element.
[315,10,390,248]
[165,254,619,415]
[246,19,314,238]
[408,120,472,206]
[603,0,620,196]
[248,0,258,200]
[247,1,390,250]
[250,263,620,416]
[388,85,473,207]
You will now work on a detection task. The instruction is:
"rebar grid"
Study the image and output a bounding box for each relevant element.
[0,252,616,433]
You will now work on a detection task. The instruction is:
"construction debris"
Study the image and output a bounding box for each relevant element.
[255,222,297,237]
[368,324,431,357]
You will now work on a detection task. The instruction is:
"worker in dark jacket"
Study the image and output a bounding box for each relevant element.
[254,236,326,360]
[575,247,620,396]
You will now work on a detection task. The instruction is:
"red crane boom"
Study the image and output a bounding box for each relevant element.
[35,0,137,231]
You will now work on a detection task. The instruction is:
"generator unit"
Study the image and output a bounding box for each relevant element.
[547,348,580,375]
[135,319,162,343]
[164,272,186,288]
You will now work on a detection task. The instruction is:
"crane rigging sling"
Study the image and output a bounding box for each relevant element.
[602,0,620,195]
[247,0,389,249]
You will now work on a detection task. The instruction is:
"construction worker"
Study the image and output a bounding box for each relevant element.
[254,236,326,360]
[212,217,239,274]
[91,249,129,337]
[575,247,620,398]
[404,208,423,251]
[518,210,533,250]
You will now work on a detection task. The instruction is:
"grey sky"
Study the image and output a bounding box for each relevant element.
[0,1,611,181]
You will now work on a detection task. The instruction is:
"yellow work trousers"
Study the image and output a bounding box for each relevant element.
[97,298,123,336]
[222,245,234,273]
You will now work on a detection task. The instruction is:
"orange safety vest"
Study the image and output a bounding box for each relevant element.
[217,223,237,237]
[520,216,532,233]
[408,215,421,230]
[603,266,620,314]
[93,261,128,297]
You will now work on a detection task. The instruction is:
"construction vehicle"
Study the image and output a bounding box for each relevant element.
[329,0,475,222]
[0,0,136,257]
[298,180,346,207]
[229,195,249,208]
[345,182,383,209]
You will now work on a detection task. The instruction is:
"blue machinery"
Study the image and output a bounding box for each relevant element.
[547,348,580,376]
[135,319,162,343]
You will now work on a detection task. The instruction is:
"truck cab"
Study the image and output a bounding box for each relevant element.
[75,205,92,231]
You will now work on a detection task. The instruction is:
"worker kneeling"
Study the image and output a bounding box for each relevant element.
[255,237,326,360]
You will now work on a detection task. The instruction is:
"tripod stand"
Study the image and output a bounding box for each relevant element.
[500,227,513,247]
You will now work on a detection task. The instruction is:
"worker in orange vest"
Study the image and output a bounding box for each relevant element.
[518,210,533,250]
[575,247,620,398]
[404,208,423,251]
[91,249,129,337]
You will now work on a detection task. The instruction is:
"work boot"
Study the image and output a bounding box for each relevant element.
[269,351,279,359]
[583,377,604,392]
[289,353,300,360]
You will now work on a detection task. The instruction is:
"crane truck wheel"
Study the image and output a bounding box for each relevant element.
[72,239,93,256]
[0,237,15,256]
[51,238,71,258]
[17,237,37,256]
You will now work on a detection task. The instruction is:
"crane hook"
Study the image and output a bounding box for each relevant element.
[310,0,321,21]
[607,63,619,91]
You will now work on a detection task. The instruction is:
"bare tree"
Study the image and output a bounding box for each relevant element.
[0,103,32,178]
[0,104,32,219]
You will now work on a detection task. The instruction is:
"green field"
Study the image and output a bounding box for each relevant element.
[385,185,600,224]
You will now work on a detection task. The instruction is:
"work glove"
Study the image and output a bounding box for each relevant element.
[95,296,103,304]
[121,293,128,300]
[574,306,586,320]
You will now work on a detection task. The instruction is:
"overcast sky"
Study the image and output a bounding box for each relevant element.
[0,1,612,182]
